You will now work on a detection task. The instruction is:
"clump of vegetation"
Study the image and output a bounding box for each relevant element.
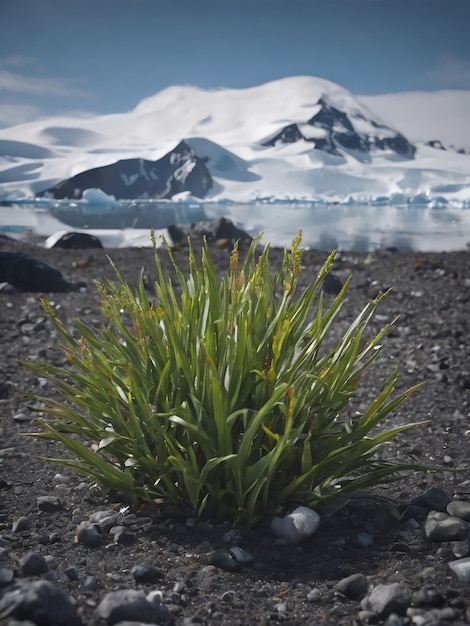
[26,232,427,527]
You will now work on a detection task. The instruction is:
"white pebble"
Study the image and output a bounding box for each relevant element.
[270,506,320,544]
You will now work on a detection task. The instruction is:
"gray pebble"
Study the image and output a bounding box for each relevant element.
[12,516,30,533]
[89,509,116,524]
[412,586,444,608]
[336,573,369,600]
[220,590,236,602]
[306,588,321,602]
[132,564,164,583]
[410,488,452,512]
[110,526,137,546]
[424,511,469,542]
[361,582,412,618]
[13,412,31,423]
[0,566,14,585]
[451,538,469,558]
[95,589,173,625]
[206,549,241,572]
[19,552,49,576]
[223,529,242,545]
[84,575,99,591]
[448,556,470,583]
[229,547,255,565]
[358,609,379,623]
[407,606,456,624]
[0,579,81,626]
[76,522,101,547]
[447,500,470,521]
[37,495,64,512]
[64,566,80,581]
[93,513,121,533]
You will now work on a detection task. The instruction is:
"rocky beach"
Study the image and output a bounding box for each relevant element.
[1,231,470,625]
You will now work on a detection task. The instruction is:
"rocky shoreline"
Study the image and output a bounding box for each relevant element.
[1,233,470,625]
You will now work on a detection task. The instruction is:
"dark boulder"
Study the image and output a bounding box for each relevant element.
[0,252,85,292]
[47,232,103,249]
[169,218,252,247]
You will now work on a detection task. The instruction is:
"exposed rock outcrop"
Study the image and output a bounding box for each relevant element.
[262,97,416,159]
[37,140,213,201]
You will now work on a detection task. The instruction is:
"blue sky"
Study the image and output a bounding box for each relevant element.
[1,0,470,127]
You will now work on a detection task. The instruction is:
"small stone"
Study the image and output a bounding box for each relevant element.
[0,579,81,626]
[358,609,379,624]
[220,590,236,602]
[447,500,470,521]
[222,529,242,545]
[110,526,137,546]
[448,556,470,583]
[37,495,64,512]
[361,583,412,618]
[412,586,445,607]
[0,566,14,586]
[424,511,469,542]
[92,513,121,533]
[306,588,321,602]
[19,552,49,576]
[53,473,71,484]
[270,506,320,544]
[95,589,173,624]
[409,487,452,512]
[336,573,369,600]
[229,547,255,565]
[64,566,80,582]
[132,564,164,583]
[13,412,31,423]
[399,504,427,522]
[206,549,241,572]
[84,575,99,591]
[452,537,470,558]
[76,523,101,547]
[12,516,30,532]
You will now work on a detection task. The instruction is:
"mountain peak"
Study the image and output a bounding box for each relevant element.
[0,76,469,204]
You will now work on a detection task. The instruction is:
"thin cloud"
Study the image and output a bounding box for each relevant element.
[0,69,89,98]
[426,53,470,88]
[0,56,89,98]
[0,55,37,69]
[0,103,42,128]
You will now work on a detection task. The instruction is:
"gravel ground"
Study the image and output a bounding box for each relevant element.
[1,233,470,625]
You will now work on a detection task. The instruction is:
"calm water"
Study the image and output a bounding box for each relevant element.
[1,201,470,251]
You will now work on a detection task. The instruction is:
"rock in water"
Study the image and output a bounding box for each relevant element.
[45,231,103,249]
[0,251,85,292]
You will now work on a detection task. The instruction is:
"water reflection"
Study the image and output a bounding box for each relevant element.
[1,201,469,252]
[202,203,470,251]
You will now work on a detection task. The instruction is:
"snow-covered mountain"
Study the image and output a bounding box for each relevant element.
[0,75,469,205]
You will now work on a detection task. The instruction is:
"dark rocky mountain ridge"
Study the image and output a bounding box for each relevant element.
[37,140,212,201]
[263,98,416,159]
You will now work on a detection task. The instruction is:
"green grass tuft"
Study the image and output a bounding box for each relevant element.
[24,232,430,527]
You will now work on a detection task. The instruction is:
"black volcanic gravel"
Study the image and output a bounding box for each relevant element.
[1,233,470,625]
